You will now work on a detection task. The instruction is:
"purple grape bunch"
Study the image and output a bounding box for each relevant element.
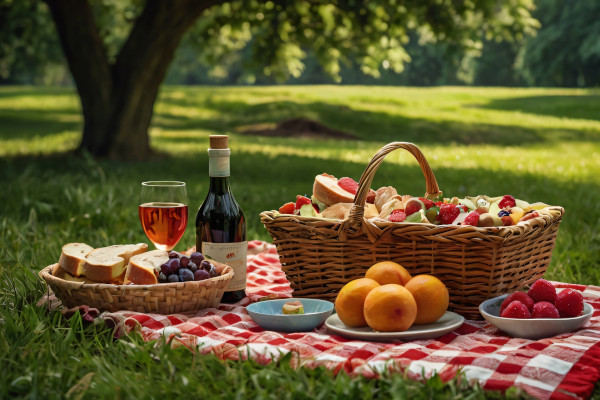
[158,251,216,283]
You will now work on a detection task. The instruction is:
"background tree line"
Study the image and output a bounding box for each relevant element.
[2,0,599,88]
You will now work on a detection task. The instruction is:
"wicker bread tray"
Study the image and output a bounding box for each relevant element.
[260,142,564,319]
[39,263,233,314]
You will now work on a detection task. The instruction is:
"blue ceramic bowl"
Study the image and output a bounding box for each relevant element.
[247,298,334,332]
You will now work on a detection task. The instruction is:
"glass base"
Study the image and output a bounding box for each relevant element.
[221,290,246,303]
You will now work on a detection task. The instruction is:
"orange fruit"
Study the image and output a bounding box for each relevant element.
[404,274,449,325]
[365,261,412,286]
[363,284,417,332]
[334,278,380,328]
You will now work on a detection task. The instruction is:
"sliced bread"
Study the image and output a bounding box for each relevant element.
[83,243,148,284]
[58,243,94,277]
[124,250,169,285]
[312,173,355,206]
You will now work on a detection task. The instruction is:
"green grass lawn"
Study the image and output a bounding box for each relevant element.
[1,85,599,398]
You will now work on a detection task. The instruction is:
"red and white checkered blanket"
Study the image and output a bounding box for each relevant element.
[45,240,600,400]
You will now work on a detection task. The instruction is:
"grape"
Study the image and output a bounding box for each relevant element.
[158,272,167,283]
[168,251,179,259]
[208,265,217,278]
[168,258,181,273]
[180,256,190,268]
[188,261,198,273]
[193,269,210,281]
[167,274,180,283]
[190,252,204,265]
[160,263,171,275]
[200,260,212,271]
[179,268,194,282]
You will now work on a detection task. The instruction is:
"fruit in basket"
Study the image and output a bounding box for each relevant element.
[500,300,532,319]
[337,177,359,195]
[528,278,557,304]
[436,203,461,225]
[463,211,480,226]
[365,261,412,286]
[388,209,407,222]
[363,284,417,332]
[500,291,534,314]
[278,202,296,214]
[509,207,525,224]
[335,278,380,327]
[313,173,357,206]
[556,289,584,318]
[405,275,449,324]
[498,195,517,209]
[404,198,426,216]
[532,301,560,318]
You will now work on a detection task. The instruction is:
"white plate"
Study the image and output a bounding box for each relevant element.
[325,311,464,341]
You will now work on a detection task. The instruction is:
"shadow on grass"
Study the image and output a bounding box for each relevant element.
[156,97,599,145]
[0,109,81,140]
[478,95,600,122]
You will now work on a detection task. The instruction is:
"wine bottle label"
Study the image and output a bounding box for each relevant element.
[201,241,247,291]
[208,148,230,177]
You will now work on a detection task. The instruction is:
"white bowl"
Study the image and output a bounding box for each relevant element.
[479,294,593,340]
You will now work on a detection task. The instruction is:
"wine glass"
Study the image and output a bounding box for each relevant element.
[139,181,188,251]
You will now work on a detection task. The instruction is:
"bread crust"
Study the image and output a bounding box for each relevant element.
[58,243,94,277]
[83,244,148,284]
[312,174,355,206]
[124,250,168,285]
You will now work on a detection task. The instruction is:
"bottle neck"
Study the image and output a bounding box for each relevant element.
[209,176,230,194]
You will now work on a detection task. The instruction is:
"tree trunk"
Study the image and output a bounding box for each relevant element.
[44,0,221,160]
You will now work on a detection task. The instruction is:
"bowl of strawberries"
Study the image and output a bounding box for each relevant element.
[479,279,593,340]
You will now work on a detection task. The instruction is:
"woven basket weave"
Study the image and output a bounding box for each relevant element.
[260,142,564,319]
[39,263,233,314]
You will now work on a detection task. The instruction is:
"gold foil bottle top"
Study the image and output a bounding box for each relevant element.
[210,135,228,149]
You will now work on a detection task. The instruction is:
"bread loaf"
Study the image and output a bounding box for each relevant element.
[83,243,148,284]
[312,173,355,206]
[58,243,94,277]
[124,250,169,285]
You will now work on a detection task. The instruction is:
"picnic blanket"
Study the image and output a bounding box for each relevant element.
[40,240,600,400]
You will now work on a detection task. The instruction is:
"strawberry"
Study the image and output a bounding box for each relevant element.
[463,211,480,226]
[419,197,435,210]
[388,209,406,222]
[436,203,461,225]
[498,195,516,209]
[295,195,312,210]
[278,202,295,214]
[520,211,539,222]
[338,177,359,195]
[366,188,376,204]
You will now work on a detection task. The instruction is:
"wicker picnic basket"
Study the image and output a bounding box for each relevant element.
[39,263,233,314]
[260,142,564,319]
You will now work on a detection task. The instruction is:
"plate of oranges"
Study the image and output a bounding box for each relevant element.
[325,261,464,341]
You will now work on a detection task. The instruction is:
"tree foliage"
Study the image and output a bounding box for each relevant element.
[519,0,600,87]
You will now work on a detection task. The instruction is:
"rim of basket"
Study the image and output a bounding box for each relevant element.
[39,263,234,290]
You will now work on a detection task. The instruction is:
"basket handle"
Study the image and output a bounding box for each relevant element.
[343,142,442,234]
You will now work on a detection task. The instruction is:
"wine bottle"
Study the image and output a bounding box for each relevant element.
[196,135,247,303]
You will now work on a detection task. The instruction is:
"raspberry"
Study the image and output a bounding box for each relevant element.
[436,203,461,225]
[500,291,534,314]
[388,209,406,222]
[295,195,312,210]
[462,211,480,226]
[528,279,557,304]
[555,288,584,318]
[532,301,560,318]
[338,177,359,195]
[501,216,514,226]
[500,301,531,319]
[278,202,295,214]
[419,197,435,209]
[498,195,517,209]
